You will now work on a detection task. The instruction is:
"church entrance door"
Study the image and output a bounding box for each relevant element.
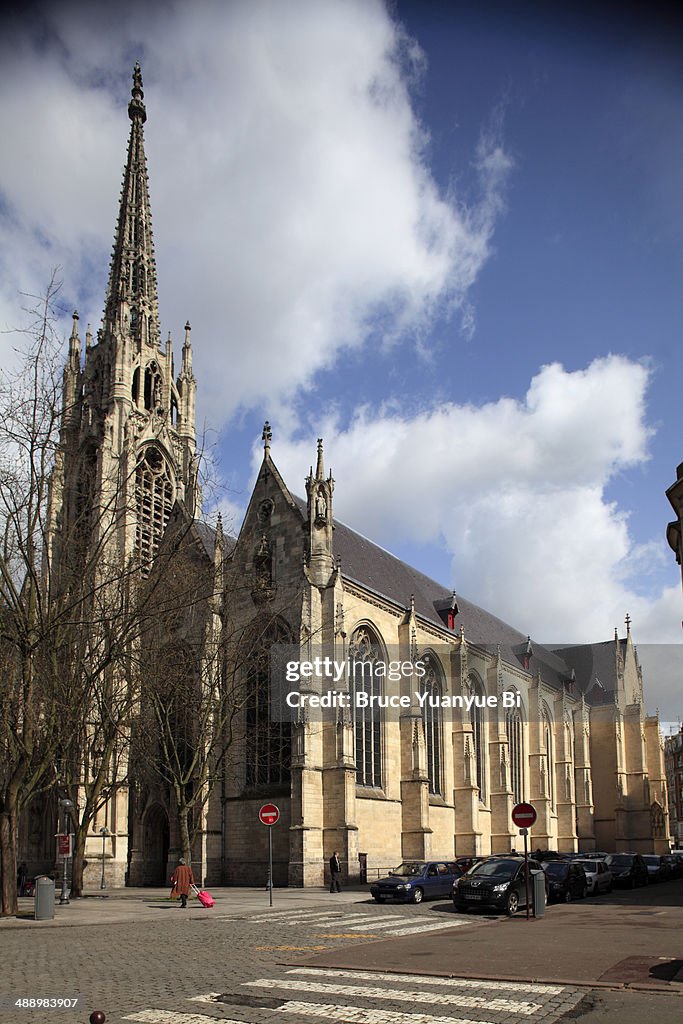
[142,804,169,885]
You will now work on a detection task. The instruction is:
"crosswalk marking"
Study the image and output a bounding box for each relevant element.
[248,905,474,937]
[275,1000,497,1024]
[288,967,566,996]
[317,917,467,934]
[249,909,345,922]
[243,977,543,1015]
[124,1012,242,1024]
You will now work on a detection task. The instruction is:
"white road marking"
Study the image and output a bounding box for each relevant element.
[316,916,421,932]
[275,1000,496,1024]
[243,977,542,1014]
[249,909,345,922]
[124,1012,242,1024]
[288,967,566,996]
[388,919,471,935]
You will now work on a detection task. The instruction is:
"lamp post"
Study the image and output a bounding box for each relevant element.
[58,798,74,905]
[99,826,109,889]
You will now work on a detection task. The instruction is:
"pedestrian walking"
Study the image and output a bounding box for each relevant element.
[170,858,195,908]
[329,851,342,893]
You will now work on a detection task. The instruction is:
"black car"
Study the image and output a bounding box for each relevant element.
[452,857,545,916]
[543,860,588,902]
[643,855,671,883]
[605,853,648,888]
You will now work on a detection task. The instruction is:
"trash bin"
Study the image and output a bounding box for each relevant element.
[34,876,55,921]
[531,869,546,918]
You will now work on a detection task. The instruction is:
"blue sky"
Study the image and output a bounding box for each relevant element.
[1,0,681,716]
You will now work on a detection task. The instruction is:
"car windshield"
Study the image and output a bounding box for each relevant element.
[643,856,659,866]
[392,862,425,876]
[470,859,518,880]
[608,855,633,866]
[544,862,569,878]
[575,861,596,873]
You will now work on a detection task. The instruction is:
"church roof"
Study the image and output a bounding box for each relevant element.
[291,495,577,691]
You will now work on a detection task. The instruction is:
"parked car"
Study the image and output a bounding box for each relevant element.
[454,856,484,876]
[370,860,458,904]
[663,854,683,879]
[452,856,545,916]
[543,860,588,902]
[573,858,612,895]
[605,853,648,888]
[643,855,671,883]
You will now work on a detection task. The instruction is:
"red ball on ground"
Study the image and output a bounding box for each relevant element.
[89,1012,106,1024]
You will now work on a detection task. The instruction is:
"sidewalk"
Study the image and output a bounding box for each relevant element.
[303,896,683,991]
[1,884,367,929]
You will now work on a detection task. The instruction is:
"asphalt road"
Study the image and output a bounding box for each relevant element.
[3,879,682,1024]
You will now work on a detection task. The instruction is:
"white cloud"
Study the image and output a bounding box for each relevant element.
[0,0,510,422]
[265,355,680,646]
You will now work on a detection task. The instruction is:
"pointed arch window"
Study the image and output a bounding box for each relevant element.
[144,361,163,411]
[506,700,524,803]
[468,674,486,802]
[135,445,174,573]
[421,657,443,796]
[349,626,383,789]
[541,705,555,810]
[245,621,291,788]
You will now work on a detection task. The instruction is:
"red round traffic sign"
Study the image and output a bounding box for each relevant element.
[511,802,537,828]
[259,803,280,826]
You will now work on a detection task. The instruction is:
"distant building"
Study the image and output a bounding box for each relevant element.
[666,462,683,603]
[19,67,670,888]
[664,728,683,848]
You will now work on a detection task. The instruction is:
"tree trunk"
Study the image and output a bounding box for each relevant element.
[178,803,192,865]
[0,806,19,917]
[70,826,87,898]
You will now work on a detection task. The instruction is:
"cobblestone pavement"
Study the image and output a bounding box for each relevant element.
[3,900,583,1024]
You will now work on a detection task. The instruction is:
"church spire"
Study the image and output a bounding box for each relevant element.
[103,63,160,349]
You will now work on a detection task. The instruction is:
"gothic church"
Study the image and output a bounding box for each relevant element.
[22,68,670,889]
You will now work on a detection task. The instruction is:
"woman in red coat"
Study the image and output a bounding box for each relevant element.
[170,858,195,908]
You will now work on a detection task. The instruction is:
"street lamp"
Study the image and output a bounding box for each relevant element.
[58,798,74,905]
[99,826,109,889]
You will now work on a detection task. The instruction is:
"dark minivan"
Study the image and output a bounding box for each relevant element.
[371,860,458,904]
[452,856,545,916]
[543,860,588,902]
[606,853,648,888]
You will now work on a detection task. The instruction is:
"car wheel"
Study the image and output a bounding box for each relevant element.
[505,891,519,916]
[564,890,572,903]
[411,887,424,904]
[373,896,385,903]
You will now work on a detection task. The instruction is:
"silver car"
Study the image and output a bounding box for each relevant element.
[574,858,612,895]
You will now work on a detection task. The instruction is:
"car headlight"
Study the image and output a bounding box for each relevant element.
[492,883,509,892]
[396,883,409,890]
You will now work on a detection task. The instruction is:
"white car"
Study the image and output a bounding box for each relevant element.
[574,858,612,895]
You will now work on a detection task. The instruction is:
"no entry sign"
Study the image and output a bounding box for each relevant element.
[259,803,280,826]
[511,802,537,829]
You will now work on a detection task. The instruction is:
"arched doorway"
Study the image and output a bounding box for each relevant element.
[142,803,169,885]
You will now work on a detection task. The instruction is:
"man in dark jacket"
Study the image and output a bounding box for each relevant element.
[329,851,342,893]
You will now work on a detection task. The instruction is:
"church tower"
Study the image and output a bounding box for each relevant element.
[50,65,198,582]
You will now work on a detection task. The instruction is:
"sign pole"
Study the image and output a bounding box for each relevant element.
[268,826,273,907]
[259,803,280,907]
[522,828,530,920]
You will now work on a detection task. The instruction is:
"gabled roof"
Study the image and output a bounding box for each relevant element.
[291,494,575,690]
